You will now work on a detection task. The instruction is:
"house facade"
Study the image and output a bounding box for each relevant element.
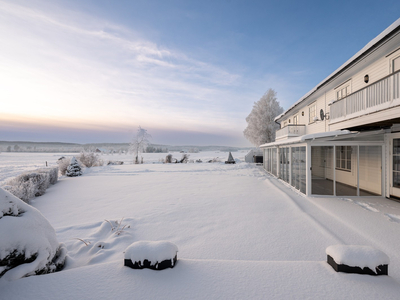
[260,18,400,199]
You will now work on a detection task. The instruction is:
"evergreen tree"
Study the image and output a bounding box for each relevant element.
[66,157,83,177]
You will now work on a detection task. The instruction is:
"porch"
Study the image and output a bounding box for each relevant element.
[261,131,386,197]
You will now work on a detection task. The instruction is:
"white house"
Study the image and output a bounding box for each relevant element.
[260,18,400,199]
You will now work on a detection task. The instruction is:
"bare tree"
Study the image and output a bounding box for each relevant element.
[243,89,284,146]
[130,126,151,164]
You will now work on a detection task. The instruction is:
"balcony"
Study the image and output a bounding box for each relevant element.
[330,70,400,123]
[275,124,306,140]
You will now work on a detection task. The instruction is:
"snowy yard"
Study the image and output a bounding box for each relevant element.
[1,152,400,299]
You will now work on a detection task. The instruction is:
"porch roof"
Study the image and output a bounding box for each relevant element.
[259,130,353,148]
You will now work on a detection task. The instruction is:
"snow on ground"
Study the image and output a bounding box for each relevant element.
[1,152,400,299]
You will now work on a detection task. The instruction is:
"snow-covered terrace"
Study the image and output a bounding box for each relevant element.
[1,154,400,299]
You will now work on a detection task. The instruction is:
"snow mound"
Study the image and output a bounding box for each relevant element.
[0,188,66,280]
[326,245,389,271]
[124,241,178,269]
[64,219,134,269]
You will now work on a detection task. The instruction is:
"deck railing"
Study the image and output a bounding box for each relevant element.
[275,124,306,140]
[330,70,400,121]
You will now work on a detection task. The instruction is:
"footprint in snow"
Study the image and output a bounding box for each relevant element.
[385,213,400,223]
[355,201,379,213]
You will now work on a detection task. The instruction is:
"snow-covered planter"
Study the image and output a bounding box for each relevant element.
[326,245,389,275]
[0,188,67,280]
[124,241,178,270]
[66,157,83,177]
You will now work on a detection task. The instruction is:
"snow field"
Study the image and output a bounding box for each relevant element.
[1,152,400,299]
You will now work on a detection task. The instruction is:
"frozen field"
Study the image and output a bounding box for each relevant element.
[1,152,400,299]
[0,151,246,185]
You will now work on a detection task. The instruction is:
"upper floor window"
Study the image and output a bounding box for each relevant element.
[393,56,400,73]
[293,115,298,125]
[336,85,350,100]
[309,103,316,123]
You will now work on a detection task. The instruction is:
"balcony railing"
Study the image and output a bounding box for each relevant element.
[275,124,306,140]
[330,70,400,122]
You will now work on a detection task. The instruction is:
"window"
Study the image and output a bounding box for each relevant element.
[336,85,350,100]
[393,56,400,73]
[336,146,352,171]
[309,103,316,123]
[293,115,298,125]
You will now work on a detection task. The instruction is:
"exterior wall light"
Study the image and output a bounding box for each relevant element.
[364,74,369,83]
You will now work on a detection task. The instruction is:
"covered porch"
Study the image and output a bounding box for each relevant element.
[261,130,385,197]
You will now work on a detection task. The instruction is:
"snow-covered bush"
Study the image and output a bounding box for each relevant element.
[165,154,173,163]
[207,157,221,163]
[57,157,71,176]
[107,161,124,165]
[4,167,58,203]
[179,154,189,163]
[78,151,104,168]
[37,167,59,185]
[0,188,67,280]
[66,157,83,177]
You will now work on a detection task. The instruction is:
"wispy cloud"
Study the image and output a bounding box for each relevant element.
[0,0,251,145]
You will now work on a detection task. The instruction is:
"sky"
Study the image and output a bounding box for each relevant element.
[1,0,400,146]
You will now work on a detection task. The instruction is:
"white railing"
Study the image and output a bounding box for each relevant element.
[275,125,306,140]
[330,71,400,121]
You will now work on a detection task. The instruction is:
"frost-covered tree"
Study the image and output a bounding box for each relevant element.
[130,126,151,164]
[66,157,83,177]
[243,89,284,146]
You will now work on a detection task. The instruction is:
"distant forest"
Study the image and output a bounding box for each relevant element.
[0,141,250,153]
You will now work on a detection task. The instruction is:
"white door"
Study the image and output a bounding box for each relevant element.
[390,133,400,198]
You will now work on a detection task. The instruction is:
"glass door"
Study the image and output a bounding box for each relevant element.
[391,137,400,198]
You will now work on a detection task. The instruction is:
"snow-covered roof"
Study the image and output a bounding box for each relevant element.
[275,17,400,123]
[259,130,352,148]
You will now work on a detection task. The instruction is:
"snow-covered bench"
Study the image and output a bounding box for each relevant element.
[124,241,178,271]
[326,245,389,276]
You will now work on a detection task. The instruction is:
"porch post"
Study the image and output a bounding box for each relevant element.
[289,147,292,186]
[306,143,311,196]
[357,146,360,196]
[333,145,336,196]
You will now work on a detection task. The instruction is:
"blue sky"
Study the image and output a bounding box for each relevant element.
[1,0,399,146]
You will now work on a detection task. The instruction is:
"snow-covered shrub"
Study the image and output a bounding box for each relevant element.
[207,157,221,163]
[5,173,49,203]
[179,154,189,163]
[107,161,124,165]
[0,188,67,280]
[37,167,59,185]
[78,151,103,168]
[3,167,59,203]
[165,154,173,163]
[57,157,71,176]
[66,157,83,177]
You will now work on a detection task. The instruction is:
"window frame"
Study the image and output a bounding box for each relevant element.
[308,103,317,124]
[392,55,400,73]
[336,146,352,172]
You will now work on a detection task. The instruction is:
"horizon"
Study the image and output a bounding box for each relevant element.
[0,139,252,148]
[1,0,400,146]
